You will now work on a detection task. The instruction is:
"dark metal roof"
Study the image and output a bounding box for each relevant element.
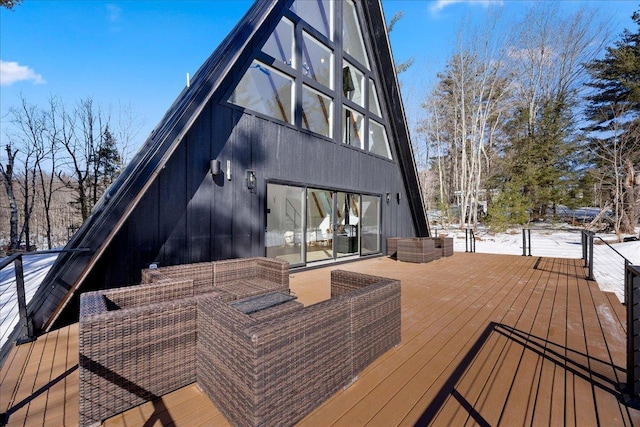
[24,0,282,334]
[15,0,428,341]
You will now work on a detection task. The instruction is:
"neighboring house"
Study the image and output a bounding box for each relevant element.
[15,0,429,342]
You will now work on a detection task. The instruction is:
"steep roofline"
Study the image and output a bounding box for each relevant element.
[33,0,282,331]
[361,1,430,237]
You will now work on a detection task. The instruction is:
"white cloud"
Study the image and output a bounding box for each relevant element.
[430,0,504,15]
[0,60,45,86]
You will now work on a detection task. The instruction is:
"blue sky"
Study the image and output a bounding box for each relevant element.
[1,0,637,153]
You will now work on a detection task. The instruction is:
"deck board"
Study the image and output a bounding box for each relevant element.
[1,253,638,427]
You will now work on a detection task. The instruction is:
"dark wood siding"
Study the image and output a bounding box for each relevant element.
[75,102,419,292]
[30,0,428,332]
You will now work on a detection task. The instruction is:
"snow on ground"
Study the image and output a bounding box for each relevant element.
[440,226,640,302]
[0,225,638,350]
[0,253,59,347]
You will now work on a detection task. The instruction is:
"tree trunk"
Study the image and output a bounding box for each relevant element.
[1,145,20,250]
[621,159,639,234]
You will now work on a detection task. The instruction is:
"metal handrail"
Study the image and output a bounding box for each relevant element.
[1,248,91,344]
[581,230,632,301]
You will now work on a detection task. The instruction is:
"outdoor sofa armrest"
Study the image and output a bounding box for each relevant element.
[197,295,351,427]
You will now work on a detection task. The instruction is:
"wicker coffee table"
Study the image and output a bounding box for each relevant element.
[230,291,296,314]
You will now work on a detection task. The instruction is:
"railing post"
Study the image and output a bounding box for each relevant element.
[14,255,35,344]
[471,229,475,253]
[522,229,526,256]
[582,230,588,266]
[587,232,595,281]
[527,229,532,256]
[625,265,640,404]
[465,229,469,253]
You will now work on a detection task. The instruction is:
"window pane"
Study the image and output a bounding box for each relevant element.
[361,195,381,255]
[302,32,333,89]
[368,78,382,116]
[307,188,333,262]
[262,18,294,68]
[343,62,364,107]
[290,0,332,39]
[336,193,360,257]
[266,183,305,266]
[343,0,369,68]
[229,60,293,124]
[302,85,332,137]
[342,107,364,148]
[368,120,392,159]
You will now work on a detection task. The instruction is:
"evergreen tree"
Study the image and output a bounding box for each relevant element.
[584,9,640,233]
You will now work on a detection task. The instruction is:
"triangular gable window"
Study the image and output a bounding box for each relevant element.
[262,18,294,68]
[290,0,332,40]
[342,0,369,69]
[227,0,393,159]
[368,78,382,117]
[229,60,294,124]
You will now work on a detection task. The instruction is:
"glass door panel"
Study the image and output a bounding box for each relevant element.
[361,195,381,255]
[306,188,334,262]
[266,183,305,266]
[336,192,359,257]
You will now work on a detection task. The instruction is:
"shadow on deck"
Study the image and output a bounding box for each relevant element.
[1,253,638,426]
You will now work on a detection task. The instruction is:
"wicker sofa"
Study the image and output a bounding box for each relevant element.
[78,279,209,426]
[197,270,401,427]
[141,256,289,298]
[79,257,289,426]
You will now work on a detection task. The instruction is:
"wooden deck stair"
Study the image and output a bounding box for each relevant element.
[1,253,638,426]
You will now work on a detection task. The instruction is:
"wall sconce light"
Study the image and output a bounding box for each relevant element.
[397,192,401,204]
[226,160,232,181]
[210,159,220,177]
[246,170,256,191]
[386,192,390,204]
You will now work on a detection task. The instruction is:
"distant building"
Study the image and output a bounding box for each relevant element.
[22,0,429,335]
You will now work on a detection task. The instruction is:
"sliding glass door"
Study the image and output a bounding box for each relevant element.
[361,195,381,255]
[266,183,380,265]
[335,192,359,257]
[306,188,334,262]
[266,183,305,266]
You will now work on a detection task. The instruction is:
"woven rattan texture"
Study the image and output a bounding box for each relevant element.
[79,258,290,425]
[397,238,439,263]
[197,269,401,427]
[79,281,201,426]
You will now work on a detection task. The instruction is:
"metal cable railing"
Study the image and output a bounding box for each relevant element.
[581,230,631,303]
[0,248,90,367]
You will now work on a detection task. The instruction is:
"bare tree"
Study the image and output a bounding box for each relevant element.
[7,96,49,250]
[423,11,512,228]
[0,95,141,248]
[57,97,122,221]
[36,96,66,249]
[504,4,610,219]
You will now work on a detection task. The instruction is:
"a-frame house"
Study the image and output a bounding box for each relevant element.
[22,0,430,337]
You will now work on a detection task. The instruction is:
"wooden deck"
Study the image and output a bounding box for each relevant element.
[2,253,638,426]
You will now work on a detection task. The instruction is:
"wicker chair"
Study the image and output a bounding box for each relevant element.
[423,236,453,258]
[397,237,440,263]
[330,270,402,376]
[197,270,401,427]
[386,237,401,258]
[78,279,218,426]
